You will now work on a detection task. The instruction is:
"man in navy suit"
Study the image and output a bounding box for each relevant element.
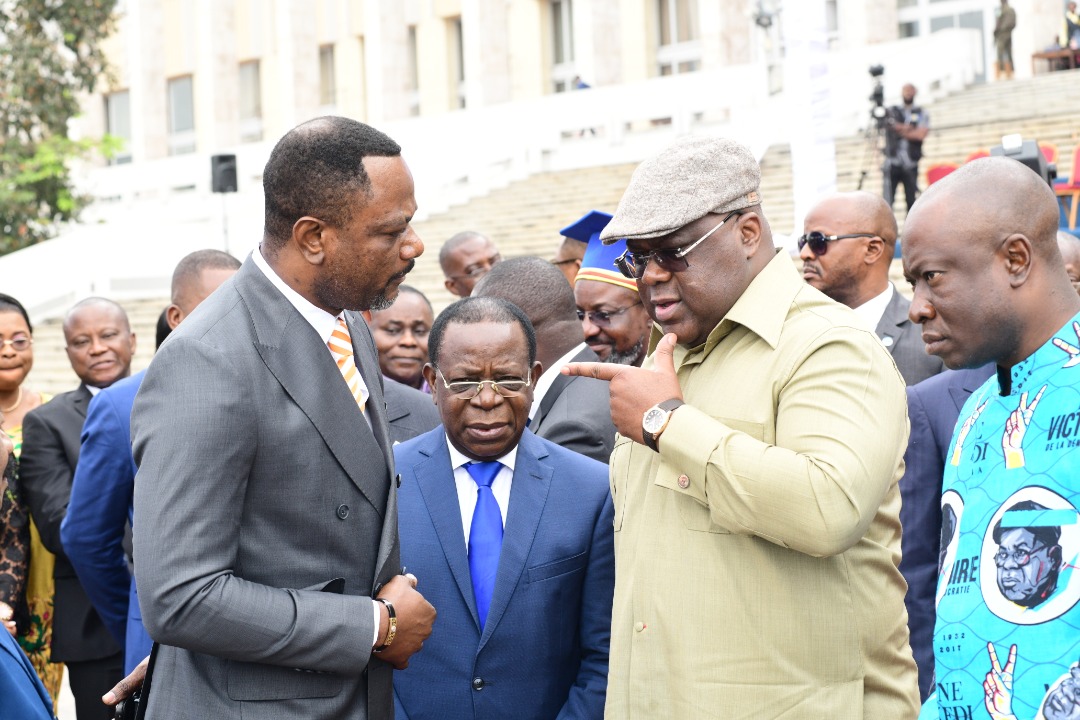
[899,364,994,700]
[393,296,614,720]
[61,249,240,677]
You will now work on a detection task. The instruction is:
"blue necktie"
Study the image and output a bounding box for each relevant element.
[466,461,504,630]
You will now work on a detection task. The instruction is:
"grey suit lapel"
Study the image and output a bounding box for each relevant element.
[412,434,481,629]
[532,346,597,430]
[874,286,907,349]
[478,430,551,654]
[72,384,92,418]
[235,261,390,517]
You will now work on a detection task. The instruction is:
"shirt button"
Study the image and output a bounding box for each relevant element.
[634,622,645,632]
[677,474,690,489]
[472,677,485,691]
[336,504,349,519]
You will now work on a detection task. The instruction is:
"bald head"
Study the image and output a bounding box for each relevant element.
[63,298,136,388]
[472,256,583,370]
[168,249,242,330]
[902,157,1079,370]
[917,157,1060,259]
[439,231,501,297]
[799,191,898,308]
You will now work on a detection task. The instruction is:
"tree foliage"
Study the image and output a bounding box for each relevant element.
[0,0,117,253]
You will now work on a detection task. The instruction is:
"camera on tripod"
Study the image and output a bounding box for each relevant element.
[868,65,887,128]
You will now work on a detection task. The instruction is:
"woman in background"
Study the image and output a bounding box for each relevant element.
[0,293,61,705]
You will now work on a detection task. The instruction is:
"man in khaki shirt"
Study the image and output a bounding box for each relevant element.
[564,136,919,718]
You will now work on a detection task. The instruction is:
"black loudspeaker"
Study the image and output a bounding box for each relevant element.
[211,154,238,193]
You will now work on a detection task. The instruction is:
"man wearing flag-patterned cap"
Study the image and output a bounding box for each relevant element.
[563,211,653,367]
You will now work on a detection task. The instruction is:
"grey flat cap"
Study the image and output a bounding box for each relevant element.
[601,136,761,243]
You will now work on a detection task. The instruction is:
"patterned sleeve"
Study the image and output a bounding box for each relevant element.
[0,455,29,614]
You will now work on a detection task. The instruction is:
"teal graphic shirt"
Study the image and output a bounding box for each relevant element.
[926,314,1080,720]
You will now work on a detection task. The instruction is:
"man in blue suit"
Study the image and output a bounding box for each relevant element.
[393,296,614,720]
[898,364,994,701]
[60,249,240,675]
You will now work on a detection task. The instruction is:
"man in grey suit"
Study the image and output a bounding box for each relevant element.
[800,191,943,385]
[131,117,436,720]
[473,257,616,464]
[384,378,440,444]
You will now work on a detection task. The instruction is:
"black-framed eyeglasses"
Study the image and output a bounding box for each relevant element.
[434,368,531,399]
[797,231,877,256]
[0,337,32,352]
[576,303,641,327]
[993,542,1049,568]
[614,211,741,280]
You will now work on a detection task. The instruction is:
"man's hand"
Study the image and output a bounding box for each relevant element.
[102,654,150,706]
[374,573,435,670]
[562,333,683,445]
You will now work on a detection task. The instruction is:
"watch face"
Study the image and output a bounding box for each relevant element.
[643,407,667,434]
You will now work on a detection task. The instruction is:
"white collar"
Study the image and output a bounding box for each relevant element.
[851,283,894,333]
[252,245,341,343]
[529,341,586,420]
[445,434,519,472]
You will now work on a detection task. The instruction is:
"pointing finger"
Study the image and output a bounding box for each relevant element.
[562,361,622,382]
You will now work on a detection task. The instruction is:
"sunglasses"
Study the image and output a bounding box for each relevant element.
[615,211,741,280]
[797,232,877,256]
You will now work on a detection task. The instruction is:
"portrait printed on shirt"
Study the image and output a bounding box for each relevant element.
[938,489,966,606]
[980,487,1080,625]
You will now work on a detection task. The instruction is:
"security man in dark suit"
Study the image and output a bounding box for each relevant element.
[800,191,944,385]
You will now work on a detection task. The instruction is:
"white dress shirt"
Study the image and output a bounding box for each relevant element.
[252,247,381,646]
[851,283,894,335]
[528,341,586,423]
[445,436,518,548]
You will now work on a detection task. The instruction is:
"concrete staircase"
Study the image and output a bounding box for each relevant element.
[22,68,1080,395]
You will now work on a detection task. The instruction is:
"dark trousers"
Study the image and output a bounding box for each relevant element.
[67,651,124,720]
[884,162,919,212]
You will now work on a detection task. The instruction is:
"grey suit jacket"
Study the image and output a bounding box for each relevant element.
[874,287,944,386]
[131,259,399,720]
[531,346,616,464]
[383,379,440,445]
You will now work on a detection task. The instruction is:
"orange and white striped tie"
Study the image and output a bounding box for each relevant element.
[328,317,369,414]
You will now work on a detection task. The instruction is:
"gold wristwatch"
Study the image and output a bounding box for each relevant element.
[642,399,684,452]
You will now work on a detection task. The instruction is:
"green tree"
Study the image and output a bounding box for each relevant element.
[0,0,117,254]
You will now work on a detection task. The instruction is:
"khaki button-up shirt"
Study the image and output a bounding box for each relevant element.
[605,251,919,719]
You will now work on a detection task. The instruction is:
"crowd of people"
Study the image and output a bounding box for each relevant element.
[1,111,1079,720]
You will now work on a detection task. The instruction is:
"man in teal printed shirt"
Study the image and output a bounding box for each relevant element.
[903,157,1080,720]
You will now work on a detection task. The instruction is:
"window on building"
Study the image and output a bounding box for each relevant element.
[167,75,196,155]
[448,17,465,109]
[238,60,262,142]
[898,20,919,37]
[897,0,917,7]
[104,90,132,164]
[929,15,955,32]
[319,44,336,108]
[551,0,576,92]
[656,0,700,75]
[406,26,420,116]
